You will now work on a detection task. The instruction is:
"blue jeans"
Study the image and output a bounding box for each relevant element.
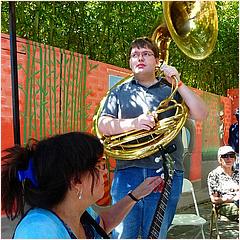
[111,167,184,239]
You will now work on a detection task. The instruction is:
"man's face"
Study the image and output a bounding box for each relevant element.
[129,47,159,76]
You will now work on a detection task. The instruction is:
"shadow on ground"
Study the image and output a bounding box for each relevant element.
[167,201,239,239]
[1,201,239,239]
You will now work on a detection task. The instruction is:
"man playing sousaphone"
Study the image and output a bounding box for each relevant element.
[98,37,208,238]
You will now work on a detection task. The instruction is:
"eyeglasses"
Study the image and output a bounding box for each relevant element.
[221,153,236,159]
[130,51,155,59]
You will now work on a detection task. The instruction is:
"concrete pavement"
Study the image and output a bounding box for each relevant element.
[167,201,239,239]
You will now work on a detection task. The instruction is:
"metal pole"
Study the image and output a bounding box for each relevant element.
[9,1,21,145]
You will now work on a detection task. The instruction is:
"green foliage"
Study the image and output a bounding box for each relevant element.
[1,1,238,95]
[168,1,239,95]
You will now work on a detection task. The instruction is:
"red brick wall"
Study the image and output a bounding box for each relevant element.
[86,63,131,132]
[227,88,239,124]
[1,34,131,207]
[1,33,131,146]
[1,34,239,206]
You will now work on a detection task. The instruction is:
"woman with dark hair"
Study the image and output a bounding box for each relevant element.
[1,132,162,239]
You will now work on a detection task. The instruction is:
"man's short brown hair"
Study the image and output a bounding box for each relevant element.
[129,37,159,59]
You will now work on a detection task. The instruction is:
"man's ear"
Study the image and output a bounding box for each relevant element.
[129,58,133,70]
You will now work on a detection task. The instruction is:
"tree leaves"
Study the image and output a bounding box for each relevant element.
[1,1,238,95]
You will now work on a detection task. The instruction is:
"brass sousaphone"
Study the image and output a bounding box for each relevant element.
[93,1,218,160]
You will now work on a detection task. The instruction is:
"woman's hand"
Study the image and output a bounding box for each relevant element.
[131,176,164,200]
[211,192,237,204]
[97,176,164,233]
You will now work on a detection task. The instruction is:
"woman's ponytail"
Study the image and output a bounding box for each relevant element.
[1,139,37,220]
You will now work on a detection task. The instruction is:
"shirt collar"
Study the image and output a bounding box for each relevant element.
[216,165,239,175]
[131,76,162,87]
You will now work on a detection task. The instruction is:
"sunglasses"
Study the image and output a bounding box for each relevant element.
[221,153,236,159]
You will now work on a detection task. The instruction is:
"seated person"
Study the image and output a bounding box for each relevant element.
[1,132,163,239]
[207,146,239,222]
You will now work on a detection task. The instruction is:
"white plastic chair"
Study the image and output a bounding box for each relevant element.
[169,178,207,238]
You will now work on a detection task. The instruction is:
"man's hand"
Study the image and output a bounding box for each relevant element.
[160,62,181,85]
[133,113,156,131]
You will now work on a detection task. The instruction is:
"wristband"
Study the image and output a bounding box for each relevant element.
[178,80,183,88]
[128,191,140,202]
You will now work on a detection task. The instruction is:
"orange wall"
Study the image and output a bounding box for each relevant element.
[1,34,239,206]
[227,88,239,123]
[1,33,131,148]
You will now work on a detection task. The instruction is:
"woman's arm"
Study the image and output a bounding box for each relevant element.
[210,192,235,204]
[93,176,163,233]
